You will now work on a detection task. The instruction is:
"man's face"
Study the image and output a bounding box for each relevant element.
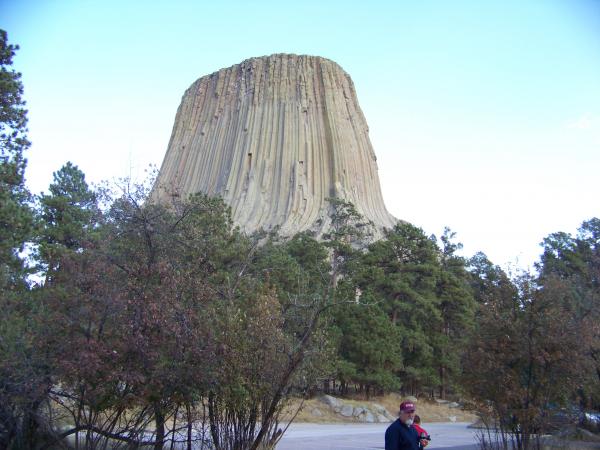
[399,409,416,424]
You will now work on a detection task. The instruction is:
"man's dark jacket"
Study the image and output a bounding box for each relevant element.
[385,419,420,450]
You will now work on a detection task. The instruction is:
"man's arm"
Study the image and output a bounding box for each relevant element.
[385,426,399,450]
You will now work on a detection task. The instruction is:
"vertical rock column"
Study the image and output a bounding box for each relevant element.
[153,53,397,236]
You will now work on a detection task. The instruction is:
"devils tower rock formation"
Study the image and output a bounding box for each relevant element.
[153,54,397,236]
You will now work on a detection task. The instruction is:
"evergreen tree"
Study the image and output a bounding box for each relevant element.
[322,198,374,292]
[434,228,475,398]
[0,30,51,450]
[537,218,600,407]
[538,218,600,296]
[320,198,407,396]
[251,231,330,302]
[362,222,442,394]
[0,29,32,288]
[333,297,403,397]
[38,162,99,282]
[467,251,516,307]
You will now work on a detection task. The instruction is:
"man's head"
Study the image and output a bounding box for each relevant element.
[399,401,416,426]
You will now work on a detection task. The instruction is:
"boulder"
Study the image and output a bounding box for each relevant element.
[340,405,354,417]
[372,403,395,419]
[352,407,365,417]
[372,403,388,414]
[311,408,323,417]
[363,411,376,423]
[319,395,344,409]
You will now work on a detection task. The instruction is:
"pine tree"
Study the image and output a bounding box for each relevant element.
[0,30,51,450]
[0,29,33,288]
[322,197,374,293]
[434,228,475,398]
[38,162,99,282]
[537,218,600,408]
[467,251,516,307]
[332,297,403,396]
[362,222,442,394]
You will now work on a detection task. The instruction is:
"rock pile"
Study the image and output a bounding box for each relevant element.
[313,395,396,423]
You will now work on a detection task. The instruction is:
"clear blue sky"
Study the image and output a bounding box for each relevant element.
[3,0,600,269]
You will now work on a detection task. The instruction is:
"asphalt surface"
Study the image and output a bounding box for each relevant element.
[276,421,479,450]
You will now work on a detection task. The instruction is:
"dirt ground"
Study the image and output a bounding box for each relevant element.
[281,393,479,424]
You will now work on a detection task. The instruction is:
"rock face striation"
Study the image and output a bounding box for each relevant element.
[153,54,397,236]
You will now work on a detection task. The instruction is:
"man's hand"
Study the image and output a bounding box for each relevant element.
[420,439,430,448]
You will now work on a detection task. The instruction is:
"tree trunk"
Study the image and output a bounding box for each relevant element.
[439,365,446,399]
[186,403,193,450]
[154,404,165,450]
[208,393,222,450]
[22,401,42,450]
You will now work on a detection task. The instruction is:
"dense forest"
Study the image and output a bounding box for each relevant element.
[1,30,599,450]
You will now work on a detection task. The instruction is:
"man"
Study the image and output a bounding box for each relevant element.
[385,401,429,450]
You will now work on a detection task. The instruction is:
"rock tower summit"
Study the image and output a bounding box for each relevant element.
[153,54,397,236]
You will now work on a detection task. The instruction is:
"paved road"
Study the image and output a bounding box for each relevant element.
[277,422,479,450]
